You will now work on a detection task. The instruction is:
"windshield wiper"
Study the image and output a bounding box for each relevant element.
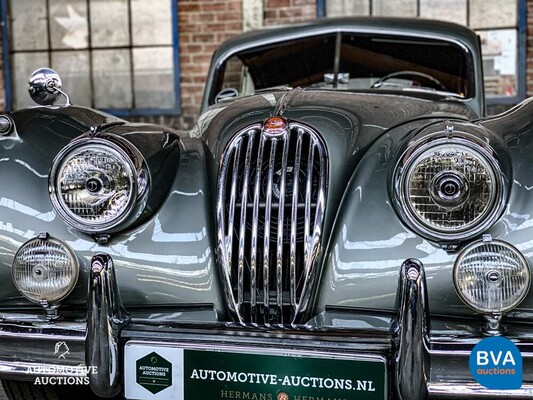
[400,87,465,99]
[254,85,293,94]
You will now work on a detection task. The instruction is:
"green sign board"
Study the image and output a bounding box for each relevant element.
[136,351,173,394]
[183,349,385,400]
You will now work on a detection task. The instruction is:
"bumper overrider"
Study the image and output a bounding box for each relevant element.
[0,256,531,399]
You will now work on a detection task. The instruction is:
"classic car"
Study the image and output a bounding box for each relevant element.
[0,16,531,400]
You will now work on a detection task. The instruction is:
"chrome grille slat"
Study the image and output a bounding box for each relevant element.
[304,143,315,268]
[290,133,303,310]
[250,134,265,323]
[218,122,327,324]
[275,135,290,322]
[237,131,255,318]
[263,140,277,319]
[226,142,242,272]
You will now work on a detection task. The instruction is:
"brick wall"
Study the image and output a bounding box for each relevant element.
[264,0,317,26]
[527,0,533,96]
[131,0,244,129]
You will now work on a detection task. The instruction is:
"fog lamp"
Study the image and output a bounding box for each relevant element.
[453,240,530,314]
[12,234,79,304]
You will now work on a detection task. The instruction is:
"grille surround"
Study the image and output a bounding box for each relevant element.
[216,121,328,324]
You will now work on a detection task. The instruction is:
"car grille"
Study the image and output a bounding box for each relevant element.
[217,122,327,324]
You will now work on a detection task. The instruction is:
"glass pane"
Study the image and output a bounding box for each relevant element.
[12,52,49,110]
[9,0,48,51]
[131,0,172,46]
[51,51,91,106]
[133,47,175,109]
[477,30,517,97]
[420,0,467,25]
[373,0,416,17]
[326,0,370,17]
[470,0,516,29]
[49,0,89,49]
[92,50,132,108]
[90,0,130,47]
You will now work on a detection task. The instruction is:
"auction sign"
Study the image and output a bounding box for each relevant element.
[125,342,386,400]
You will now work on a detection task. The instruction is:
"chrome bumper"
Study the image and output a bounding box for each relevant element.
[0,255,531,399]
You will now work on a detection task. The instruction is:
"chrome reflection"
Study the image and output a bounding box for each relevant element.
[391,259,429,400]
[87,253,130,398]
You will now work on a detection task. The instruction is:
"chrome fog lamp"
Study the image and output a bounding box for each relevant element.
[397,138,503,240]
[12,234,79,306]
[49,138,138,233]
[453,240,530,317]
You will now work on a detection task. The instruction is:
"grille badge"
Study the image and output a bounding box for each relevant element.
[263,117,287,137]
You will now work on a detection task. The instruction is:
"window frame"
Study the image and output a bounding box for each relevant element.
[0,0,182,117]
[316,0,527,106]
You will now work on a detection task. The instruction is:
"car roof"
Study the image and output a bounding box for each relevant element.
[212,17,480,64]
[202,17,484,116]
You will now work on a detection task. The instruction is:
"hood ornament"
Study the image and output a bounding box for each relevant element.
[28,68,71,107]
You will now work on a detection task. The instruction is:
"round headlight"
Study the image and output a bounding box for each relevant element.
[454,240,530,314]
[50,138,138,232]
[12,236,79,304]
[398,138,503,240]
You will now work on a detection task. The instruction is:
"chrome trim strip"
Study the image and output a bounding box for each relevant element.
[276,134,289,321]
[87,253,130,398]
[391,259,429,400]
[428,383,533,398]
[250,134,265,323]
[290,133,303,312]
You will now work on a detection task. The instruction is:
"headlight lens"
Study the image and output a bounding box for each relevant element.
[399,138,502,239]
[454,240,530,314]
[50,139,137,232]
[12,236,79,303]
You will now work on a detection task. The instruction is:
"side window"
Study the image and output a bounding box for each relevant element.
[219,56,255,100]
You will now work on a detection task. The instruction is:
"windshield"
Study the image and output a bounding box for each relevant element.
[212,32,474,104]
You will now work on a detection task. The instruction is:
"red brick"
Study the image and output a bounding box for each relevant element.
[192,54,214,64]
[293,0,315,5]
[201,2,226,12]
[192,33,216,43]
[266,0,292,7]
[226,1,241,11]
[179,3,201,12]
[279,7,304,18]
[215,13,242,22]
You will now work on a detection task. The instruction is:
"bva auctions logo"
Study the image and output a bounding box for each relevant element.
[469,336,522,390]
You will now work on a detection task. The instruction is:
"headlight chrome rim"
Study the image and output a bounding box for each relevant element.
[453,240,531,314]
[396,136,505,241]
[49,137,139,233]
[11,236,80,304]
